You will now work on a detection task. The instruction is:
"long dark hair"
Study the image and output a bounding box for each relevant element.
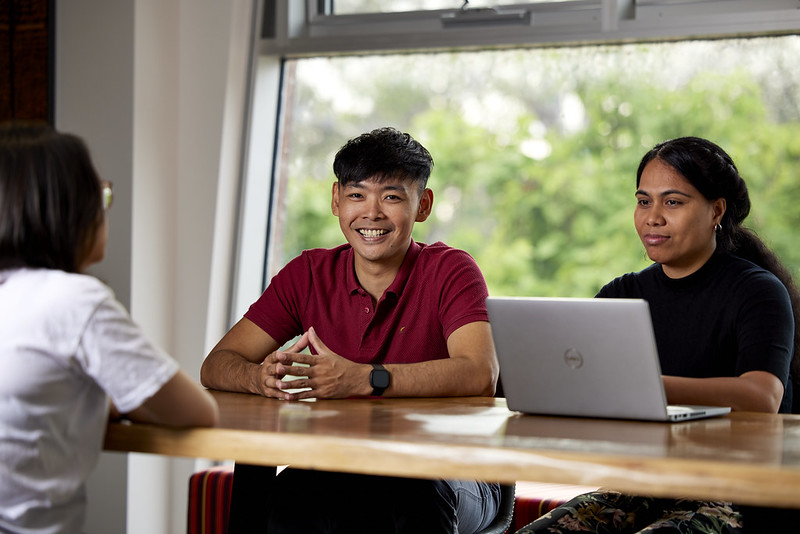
[637,136,800,377]
[0,121,104,273]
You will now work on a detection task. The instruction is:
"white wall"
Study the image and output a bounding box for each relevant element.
[56,2,134,532]
[56,0,252,532]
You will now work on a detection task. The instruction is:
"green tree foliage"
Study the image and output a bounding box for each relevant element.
[274,37,800,297]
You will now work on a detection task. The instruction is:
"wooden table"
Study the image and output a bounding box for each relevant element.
[103,390,800,508]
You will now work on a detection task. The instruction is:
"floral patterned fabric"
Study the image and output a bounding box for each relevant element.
[515,490,743,534]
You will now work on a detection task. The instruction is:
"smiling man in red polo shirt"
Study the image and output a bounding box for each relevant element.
[201,127,500,534]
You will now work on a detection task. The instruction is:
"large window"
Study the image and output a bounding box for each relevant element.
[229,1,800,320]
[266,35,800,298]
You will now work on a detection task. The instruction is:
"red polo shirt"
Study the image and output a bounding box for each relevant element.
[244,241,489,364]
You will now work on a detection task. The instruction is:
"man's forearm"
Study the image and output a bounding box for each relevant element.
[200,350,263,395]
[381,356,497,398]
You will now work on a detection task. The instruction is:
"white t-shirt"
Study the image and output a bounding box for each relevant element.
[0,268,180,534]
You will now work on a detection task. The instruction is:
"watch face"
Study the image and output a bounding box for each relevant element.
[371,369,390,388]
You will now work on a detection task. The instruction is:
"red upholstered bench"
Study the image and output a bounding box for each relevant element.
[187,466,595,534]
[187,466,234,534]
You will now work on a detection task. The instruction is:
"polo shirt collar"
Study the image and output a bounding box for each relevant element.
[345,247,361,295]
[345,240,422,299]
[385,240,421,298]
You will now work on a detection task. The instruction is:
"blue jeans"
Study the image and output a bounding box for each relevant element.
[445,477,502,533]
[266,468,501,533]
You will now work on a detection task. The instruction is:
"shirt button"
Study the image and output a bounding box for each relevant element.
[364,307,370,314]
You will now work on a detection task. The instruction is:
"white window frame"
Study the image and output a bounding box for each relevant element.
[262,0,800,56]
[229,0,800,322]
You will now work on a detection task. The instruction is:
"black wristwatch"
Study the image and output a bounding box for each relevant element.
[369,364,390,396]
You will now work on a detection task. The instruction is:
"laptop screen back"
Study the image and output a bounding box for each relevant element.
[487,297,673,421]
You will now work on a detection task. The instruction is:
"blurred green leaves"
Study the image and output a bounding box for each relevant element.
[273,37,800,297]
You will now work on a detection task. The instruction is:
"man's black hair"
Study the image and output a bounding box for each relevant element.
[333,127,433,191]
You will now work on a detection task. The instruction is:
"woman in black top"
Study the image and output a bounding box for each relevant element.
[517,137,799,533]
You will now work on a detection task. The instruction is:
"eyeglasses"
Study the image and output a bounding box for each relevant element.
[102,181,113,211]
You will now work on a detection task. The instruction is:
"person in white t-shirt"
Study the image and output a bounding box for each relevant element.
[0,121,219,534]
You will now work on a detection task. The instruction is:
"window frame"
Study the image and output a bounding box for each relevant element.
[261,0,800,57]
[229,0,800,322]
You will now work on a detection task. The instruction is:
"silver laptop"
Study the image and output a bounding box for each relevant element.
[487,297,731,422]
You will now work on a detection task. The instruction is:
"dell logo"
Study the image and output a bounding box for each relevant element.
[564,348,584,369]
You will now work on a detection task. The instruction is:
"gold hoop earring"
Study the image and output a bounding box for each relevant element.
[715,223,722,233]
